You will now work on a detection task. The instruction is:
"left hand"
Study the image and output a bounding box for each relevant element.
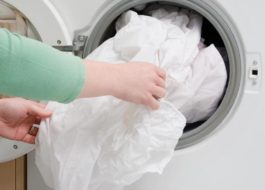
[0,98,52,144]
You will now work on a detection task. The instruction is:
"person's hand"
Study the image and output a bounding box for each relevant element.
[79,61,166,109]
[0,98,52,144]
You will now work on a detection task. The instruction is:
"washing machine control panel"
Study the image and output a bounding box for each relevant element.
[246,53,262,92]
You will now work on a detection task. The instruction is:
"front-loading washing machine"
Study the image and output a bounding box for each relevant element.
[0,0,264,190]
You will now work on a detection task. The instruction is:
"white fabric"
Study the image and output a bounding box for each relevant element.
[36,100,185,190]
[35,8,227,190]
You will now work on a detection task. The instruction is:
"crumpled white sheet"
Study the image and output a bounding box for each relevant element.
[35,8,227,190]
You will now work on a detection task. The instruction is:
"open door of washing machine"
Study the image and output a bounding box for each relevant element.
[80,0,244,149]
[0,0,74,163]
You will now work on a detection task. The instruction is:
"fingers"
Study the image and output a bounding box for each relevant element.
[24,100,51,118]
[148,96,160,110]
[151,86,166,99]
[34,117,42,125]
[22,119,38,144]
[148,86,166,110]
[28,104,52,118]
[14,115,38,144]
[148,77,166,109]
[30,101,46,109]
[22,134,36,144]
[145,67,166,109]
[157,68,166,80]
[155,77,166,88]
[140,94,160,110]
[28,126,39,136]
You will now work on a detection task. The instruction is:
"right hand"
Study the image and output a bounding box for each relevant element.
[79,61,166,110]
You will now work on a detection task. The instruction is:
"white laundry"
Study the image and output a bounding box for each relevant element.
[35,8,227,190]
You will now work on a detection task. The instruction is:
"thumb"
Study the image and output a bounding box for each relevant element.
[28,104,53,118]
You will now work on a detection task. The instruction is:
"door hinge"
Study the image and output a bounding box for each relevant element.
[53,35,88,57]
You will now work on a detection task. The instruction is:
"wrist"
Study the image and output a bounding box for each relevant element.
[79,61,120,98]
[0,99,6,115]
[105,64,121,97]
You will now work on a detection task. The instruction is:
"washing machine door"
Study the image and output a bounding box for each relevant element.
[0,0,73,163]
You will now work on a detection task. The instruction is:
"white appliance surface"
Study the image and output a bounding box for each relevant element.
[0,0,264,190]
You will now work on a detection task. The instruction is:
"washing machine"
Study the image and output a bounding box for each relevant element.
[0,0,264,190]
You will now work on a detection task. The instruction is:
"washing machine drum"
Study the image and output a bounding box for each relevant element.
[84,0,243,149]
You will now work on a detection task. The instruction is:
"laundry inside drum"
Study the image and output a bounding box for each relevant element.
[183,18,229,133]
[86,2,229,137]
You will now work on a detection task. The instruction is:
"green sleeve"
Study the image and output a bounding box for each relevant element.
[0,29,85,103]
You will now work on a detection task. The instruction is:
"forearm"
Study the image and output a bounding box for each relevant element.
[79,60,166,110]
[78,60,118,98]
[0,29,85,103]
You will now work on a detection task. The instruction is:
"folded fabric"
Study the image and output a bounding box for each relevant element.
[35,8,227,190]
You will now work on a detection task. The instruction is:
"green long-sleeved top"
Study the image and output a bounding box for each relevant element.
[0,29,85,103]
